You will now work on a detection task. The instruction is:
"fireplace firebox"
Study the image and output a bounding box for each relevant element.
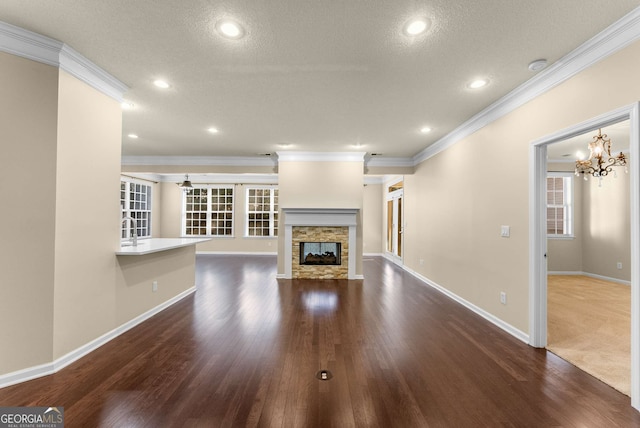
[299,242,342,266]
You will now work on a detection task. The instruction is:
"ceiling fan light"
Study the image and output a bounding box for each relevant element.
[178,174,193,189]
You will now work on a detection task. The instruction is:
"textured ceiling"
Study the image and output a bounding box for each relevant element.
[1,1,639,159]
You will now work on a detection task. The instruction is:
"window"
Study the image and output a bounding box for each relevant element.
[246,187,279,237]
[547,174,573,237]
[121,179,152,240]
[183,186,234,237]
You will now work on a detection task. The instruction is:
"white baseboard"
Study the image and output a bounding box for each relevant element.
[363,253,383,257]
[402,265,530,344]
[197,251,277,256]
[0,286,196,389]
[548,270,631,286]
[548,270,582,276]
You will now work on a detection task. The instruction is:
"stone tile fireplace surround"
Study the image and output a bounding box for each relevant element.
[282,208,359,279]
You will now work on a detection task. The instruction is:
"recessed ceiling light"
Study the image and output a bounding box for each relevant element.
[207,127,219,134]
[216,20,245,39]
[121,101,134,110]
[420,127,432,134]
[128,134,139,139]
[403,18,430,36]
[153,79,170,89]
[467,78,489,89]
[528,59,548,72]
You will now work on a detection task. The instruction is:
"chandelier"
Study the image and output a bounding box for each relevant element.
[574,128,627,180]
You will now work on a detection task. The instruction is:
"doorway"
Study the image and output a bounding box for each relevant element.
[529,102,640,410]
[545,122,631,395]
[386,179,404,265]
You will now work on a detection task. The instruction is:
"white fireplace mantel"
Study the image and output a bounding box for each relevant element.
[281,208,360,279]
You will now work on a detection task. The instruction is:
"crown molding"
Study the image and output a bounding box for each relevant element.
[59,44,128,101]
[122,153,411,168]
[412,6,640,166]
[0,20,128,101]
[121,155,278,167]
[122,172,279,184]
[276,151,366,162]
[0,21,60,65]
[365,156,414,167]
[160,173,278,184]
[120,173,163,183]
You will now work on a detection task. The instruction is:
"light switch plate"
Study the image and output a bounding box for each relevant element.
[500,225,510,238]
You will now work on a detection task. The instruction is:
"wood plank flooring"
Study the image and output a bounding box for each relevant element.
[1,255,639,427]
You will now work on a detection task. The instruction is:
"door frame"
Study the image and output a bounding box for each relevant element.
[529,102,640,409]
[385,176,404,266]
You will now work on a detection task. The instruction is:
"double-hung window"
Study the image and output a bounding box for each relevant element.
[121,178,152,240]
[246,187,279,237]
[546,173,574,237]
[183,186,234,237]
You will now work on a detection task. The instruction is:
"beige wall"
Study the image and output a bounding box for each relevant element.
[363,183,383,254]
[547,160,631,282]
[582,162,631,281]
[116,246,195,324]
[403,39,640,333]
[135,172,381,257]
[0,52,58,373]
[159,181,182,238]
[1,50,197,380]
[52,70,122,359]
[277,160,364,275]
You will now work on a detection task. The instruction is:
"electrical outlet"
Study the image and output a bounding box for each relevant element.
[500,292,507,305]
[617,262,623,270]
[152,281,158,292]
[419,259,424,266]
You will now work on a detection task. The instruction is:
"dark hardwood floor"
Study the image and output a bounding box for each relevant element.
[1,255,638,427]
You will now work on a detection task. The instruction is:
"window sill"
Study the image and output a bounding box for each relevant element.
[181,235,235,239]
[547,235,575,240]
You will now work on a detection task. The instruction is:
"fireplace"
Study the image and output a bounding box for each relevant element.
[281,208,360,279]
[300,242,342,265]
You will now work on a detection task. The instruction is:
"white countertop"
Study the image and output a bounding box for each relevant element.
[116,237,211,256]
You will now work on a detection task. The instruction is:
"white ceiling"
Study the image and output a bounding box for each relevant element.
[1,1,639,160]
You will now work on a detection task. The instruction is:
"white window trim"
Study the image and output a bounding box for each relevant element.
[245,186,278,238]
[181,185,235,238]
[547,172,574,239]
[120,177,153,241]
